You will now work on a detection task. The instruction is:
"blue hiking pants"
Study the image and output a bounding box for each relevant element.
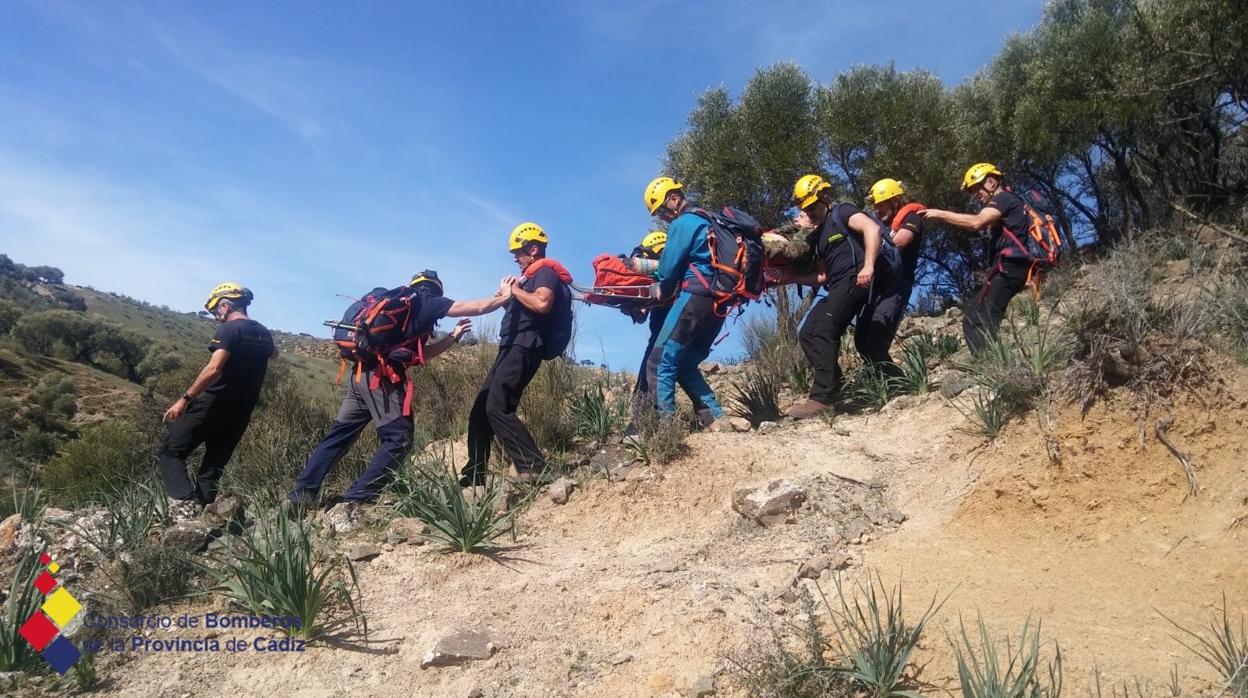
[648,293,725,418]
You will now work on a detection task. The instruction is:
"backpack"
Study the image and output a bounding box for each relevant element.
[687,206,767,316]
[890,202,927,232]
[332,285,435,376]
[523,258,575,361]
[999,188,1065,269]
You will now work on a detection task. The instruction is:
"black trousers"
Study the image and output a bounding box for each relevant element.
[158,396,255,503]
[464,344,545,478]
[855,283,912,378]
[963,259,1030,353]
[799,279,870,404]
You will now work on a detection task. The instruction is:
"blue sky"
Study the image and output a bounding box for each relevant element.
[0,0,1044,369]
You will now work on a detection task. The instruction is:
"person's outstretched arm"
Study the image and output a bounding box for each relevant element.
[924,206,1001,231]
[423,319,472,361]
[446,278,513,317]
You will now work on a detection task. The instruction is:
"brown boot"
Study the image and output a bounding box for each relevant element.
[787,398,832,420]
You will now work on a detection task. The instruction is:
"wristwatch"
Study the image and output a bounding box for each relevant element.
[182,393,194,402]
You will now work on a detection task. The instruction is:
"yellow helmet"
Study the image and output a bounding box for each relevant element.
[793,174,832,208]
[868,178,905,205]
[204,282,252,312]
[408,269,443,295]
[640,230,667,255]
[508,222,549,252]
[644,176,684,214]
[962,162,1004,191]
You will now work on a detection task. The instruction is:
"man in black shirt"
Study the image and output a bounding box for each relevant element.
[461,222,574,486]
[923,163,1032,352]
[857,178,926,375]
[288,271,511,509]
[158,283,275,505]
[787,174,884,419]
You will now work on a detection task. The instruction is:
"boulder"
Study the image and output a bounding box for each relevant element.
[797,553,850,580]
[590,445,636,480]
[160,521,214,553]
[420,625,500,668]
[732,480,807,525]
[322,504,364,536]
[693,674,717,697]
[709,416,751,433]
[201,495,243,528]
[939,370,976,399]
[547,478,575,505]
[345,543,381,562]
[0,514,22,554]
[757,421,780,434]
[384,517,427,545]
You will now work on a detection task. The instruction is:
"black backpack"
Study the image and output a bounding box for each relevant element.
[331,285,435,369]
[688,206,767,316]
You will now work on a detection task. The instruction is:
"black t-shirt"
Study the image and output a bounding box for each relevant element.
[499,267,569,349]
[894,211,924,288]
[204,318,274,404]
[984,191,1030,257]
[808,203,867,286]
[385,295,455,366]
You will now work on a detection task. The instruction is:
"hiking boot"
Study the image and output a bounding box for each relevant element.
[787,398,833,420]
[458,465,487,489]
[694,408,717,429]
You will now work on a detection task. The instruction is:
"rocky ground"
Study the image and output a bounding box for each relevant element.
[4,358,1241,697]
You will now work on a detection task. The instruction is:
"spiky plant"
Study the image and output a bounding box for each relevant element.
[950,614,1063,698]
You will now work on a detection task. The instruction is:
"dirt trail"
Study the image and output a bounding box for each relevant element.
[107,389,1248,698]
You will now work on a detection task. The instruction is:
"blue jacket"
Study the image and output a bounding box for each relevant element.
[656,210,713,299]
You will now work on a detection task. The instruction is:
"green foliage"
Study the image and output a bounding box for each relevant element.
[388,458,516,553]
[13,310,149,381]
[950,614,1063,698]
[24,373,78,432]
[729,366,782,426]
[728,593,851,698]
[911,331,961,362]
[70,651,99,692]
[851,364,893,411]
[822,575,942,698]
[893,343,931,395]
[743,312,812,393]
[569,385,618,447]
[43,421,148,505]
[120,543,195,612]
[1161,595,1247,698]
[52,478,167,560]
[0,478,44,521]
[203,513,364,640]
[0,298,20,335]
[624,408,689,467]
[963,300,1072,414]
[407,342,495,442]
[0,550,45,671]
[958,390,1008,440]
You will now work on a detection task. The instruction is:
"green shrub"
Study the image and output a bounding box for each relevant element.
[1161,595,1247,698]
[407,342,495,442]
[893,343,930,395]
[956,390,1008,440]
[729,366,782,426]
[518,359,580,456]
[744,312,812,393]
[728,593,851,698]
[390,458,516,553]
[822,574,942,698]
[0,299,20,335]
[43,421,148,505]
[24,373,78,432]
[951,614,1063,698]
[52,479,166,559]
[0,550,46,671]
[203,513,364,641]
[119,543,195,612]
[625,407,689,467]
[850,364,893,411]
[570,385,618,447]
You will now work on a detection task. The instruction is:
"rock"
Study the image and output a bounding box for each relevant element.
[467,689,486,698]
[201,495,242,527]
[624,467,657,483]
[709,416,751,433]
[693,674,717,697]
[42,507,73,523]
[420,625,500,668]
[797,553,850,580]
[732,480,807,525]
[547,478,575,505]
[651,558,681,573]
[160,521,214,553]
[884,394,922,412]
[885,510,908,524]
[590,445,636,479]
[841,518,872,543]
[0,514,22,553]
[699,361,721,375]
[939,370,976,398]
[757,421,780,434]
[322,504,364,536]
[608,651,634,666]
[345,543,381,562]
[384,517,427,545]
